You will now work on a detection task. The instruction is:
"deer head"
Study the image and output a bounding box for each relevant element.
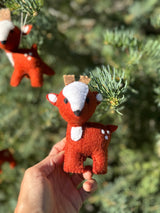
[47,75,103,125]
[0,9,32,51]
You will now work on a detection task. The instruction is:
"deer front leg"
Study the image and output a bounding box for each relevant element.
[10,68,24,87]
[64,150,84,174]
[29,68,43,87]
[92,150,107,174]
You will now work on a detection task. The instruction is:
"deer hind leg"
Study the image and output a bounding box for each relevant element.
[29,68,43,87]
[10,69,24,87]
[92,150,107,174]
[64,151,84,174]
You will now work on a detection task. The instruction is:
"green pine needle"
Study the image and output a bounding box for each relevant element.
[104,28,141,51]
[151,14,160,29]
[89,65,127,115]
[4,0,43,17]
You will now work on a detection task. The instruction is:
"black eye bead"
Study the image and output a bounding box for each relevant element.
[86,97,89,103]
[64,98,68,104]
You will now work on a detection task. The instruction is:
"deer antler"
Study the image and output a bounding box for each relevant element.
[79,75,91,85]
[63,75,75,85]
[0,8,11,21]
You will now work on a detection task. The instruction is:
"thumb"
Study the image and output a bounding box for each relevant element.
[35,151,64,176]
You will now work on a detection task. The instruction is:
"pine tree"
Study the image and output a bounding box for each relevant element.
[0,0,160,213]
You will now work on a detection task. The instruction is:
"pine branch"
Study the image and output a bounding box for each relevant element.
[104,28,141,51]
[3,0,43,17]
[154,87,160,107]
[151,14,160,29]
[104,28,160,67]
[142,39,160,59]
[89,65,127,115]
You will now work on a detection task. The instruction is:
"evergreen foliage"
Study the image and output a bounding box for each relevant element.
[0,0,160,213]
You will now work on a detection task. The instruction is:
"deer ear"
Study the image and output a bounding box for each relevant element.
[46,93,58,106]
[22,25,32,35]
[93,92,103,104]
[106,125,118,133]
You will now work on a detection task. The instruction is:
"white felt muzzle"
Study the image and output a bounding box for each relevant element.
[0,20,14,41]
[62,81,89,112]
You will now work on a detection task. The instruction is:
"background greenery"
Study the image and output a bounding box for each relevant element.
[0,0,160,212]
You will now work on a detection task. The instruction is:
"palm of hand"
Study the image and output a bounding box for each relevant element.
[15,139,97,213]
[45,165,85,213]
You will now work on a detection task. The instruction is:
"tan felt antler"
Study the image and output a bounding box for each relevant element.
[0,8,11,21]
[63,75,75,85]
[79,75,91,84]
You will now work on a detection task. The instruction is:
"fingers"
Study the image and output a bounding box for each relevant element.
[30,138,66,177]
[83,166,93,180]
[49,138,66,156]
[79,168,97,202]
[35,151,64,176]
[82,179,97,193]
[71,174,84,187]
[79,179,97,202]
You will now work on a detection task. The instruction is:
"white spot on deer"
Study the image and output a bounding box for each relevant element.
[29,52,33,56]
[71,126,83,141]
[101,129,105,134]
[24,53,28,57]
[63,81,89,112]
[107,130,110,134]
[0,20,14,41]
[27,56,32,61]
[105,135,108,140]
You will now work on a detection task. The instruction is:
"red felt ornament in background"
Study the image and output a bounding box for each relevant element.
[0,149,16,174]
[0,9,55,87]
[47,75,118,174]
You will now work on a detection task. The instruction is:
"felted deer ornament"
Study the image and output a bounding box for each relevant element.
[0,9,55,87]
[47,75,117,174]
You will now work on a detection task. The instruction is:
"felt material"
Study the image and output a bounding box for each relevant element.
[0,20,14,41]
[64,122,117,174]
[0,8,11,21]
[0,22,55,87]
[71,126,83,141]
[0,149,16,174]
[62,82,89,112]
[47,80,118,174]
[47,89,99,125]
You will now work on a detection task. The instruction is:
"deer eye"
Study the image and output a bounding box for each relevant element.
[86,97,89,104]
[64,98,68,104]
[10,30,14,33]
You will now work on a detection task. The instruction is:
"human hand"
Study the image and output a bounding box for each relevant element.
[15,138,97,213]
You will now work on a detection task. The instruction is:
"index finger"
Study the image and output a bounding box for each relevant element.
[49,137,66,156]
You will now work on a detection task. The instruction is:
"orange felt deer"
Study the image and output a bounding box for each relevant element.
[0,149,16,174]
[47,75,117,174]
[0,9,55,87]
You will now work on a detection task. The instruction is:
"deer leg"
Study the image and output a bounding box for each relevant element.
[92,151,107,174]
[64,151,84,174]
[10,69,24,87]
[29,68,43,87]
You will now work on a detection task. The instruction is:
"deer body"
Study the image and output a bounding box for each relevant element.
[65,122,116,174]
[47,77,117,174]
[0,20,55,87]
